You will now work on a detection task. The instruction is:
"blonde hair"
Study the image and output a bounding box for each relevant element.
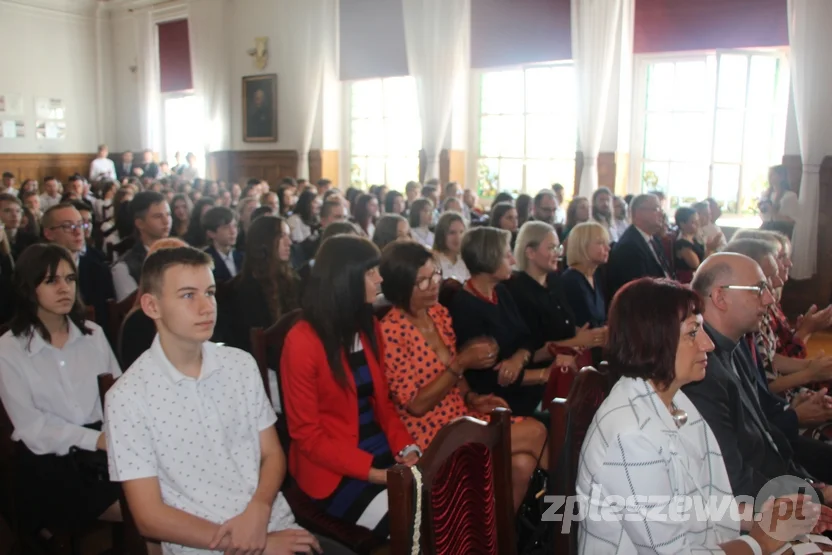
[567,221,610,267]
[514,221,556,272]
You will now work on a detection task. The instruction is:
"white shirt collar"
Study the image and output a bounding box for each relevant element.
[635,225,654,245]
[149,334,220,384]
[24,319,85,357]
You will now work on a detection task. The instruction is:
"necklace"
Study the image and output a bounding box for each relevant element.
[670,402,688,428]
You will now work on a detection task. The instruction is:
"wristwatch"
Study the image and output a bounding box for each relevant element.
[398,444,423,459]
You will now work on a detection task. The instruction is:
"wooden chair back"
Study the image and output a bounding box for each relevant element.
[438,278,463,309]
[108,292,137,356]
[549,366,612,555]
[389,410,515,555]
[97,374,149,555]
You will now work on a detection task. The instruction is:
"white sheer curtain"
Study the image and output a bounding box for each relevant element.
[135,11,162,153]
[571,0,632,197]
[787,0,832,280]
[189,0,231,153]
[284,0,328,178]
[402,0,470,181]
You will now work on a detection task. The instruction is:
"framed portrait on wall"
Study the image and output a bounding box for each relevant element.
[242,74,277,142]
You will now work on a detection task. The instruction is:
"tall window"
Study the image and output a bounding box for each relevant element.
[162,94,204,177]
[350,77,421,190]
[477,64,577,198]
[632,51,789,217]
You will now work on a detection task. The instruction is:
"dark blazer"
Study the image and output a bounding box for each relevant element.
[0,252,14,326]
[606,224,671,300]
[11,231,38,260]
[116,161,136,181]
[682,323,811,499]
[224,274,300,354]
[78,249,116,337]
[136,162,160,179]
[205,246,244,283]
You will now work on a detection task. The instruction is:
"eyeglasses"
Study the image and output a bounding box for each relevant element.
[50,222,91,233]
[719,282,771,298]
[416,269,442,291]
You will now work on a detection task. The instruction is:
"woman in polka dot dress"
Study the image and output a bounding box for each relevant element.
[378,241,549,510]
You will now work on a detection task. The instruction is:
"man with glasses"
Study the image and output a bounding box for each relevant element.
[606,193,675,299]
[0,193,37,259]
[42,203,115,333]
[531,190,558,226]
[684,252,832,505]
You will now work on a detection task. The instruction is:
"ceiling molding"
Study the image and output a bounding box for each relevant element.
[1,0,99,17]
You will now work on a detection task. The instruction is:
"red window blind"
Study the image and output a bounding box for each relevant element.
[634,0,788,54]
[158,19,193,93]
[471,0,571,69]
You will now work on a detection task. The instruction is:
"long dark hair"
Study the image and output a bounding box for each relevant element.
[352,194,377,235]
[10,244,92,347]
[294,190,318,226]
[239,215,299,321]
[184,197,217,247]
[303,235,380,387]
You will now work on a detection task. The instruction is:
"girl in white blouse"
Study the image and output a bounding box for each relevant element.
[577,278,820,555]
[0,243,122,532]
[409,198,435,249]
[432,211,469,282]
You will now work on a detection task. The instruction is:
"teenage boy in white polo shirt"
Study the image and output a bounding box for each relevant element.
[105,246,325,555]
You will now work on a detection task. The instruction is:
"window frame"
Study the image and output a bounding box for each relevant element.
[470,61,578,198]
[629,48,789,220]
[343,76,422,191]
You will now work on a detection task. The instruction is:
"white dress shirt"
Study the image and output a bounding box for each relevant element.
[287,213,312,243]
[577,377,740,554]
[105,337,300,555]
[700,223,726,251]
[40,193,62,211]
[436,252,470,282]
[112,260,138,302]
[411,226,435,249]
[89,157,117,182]
[217,249,238,277]
[0,321,121,455]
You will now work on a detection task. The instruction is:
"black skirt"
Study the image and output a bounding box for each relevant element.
[14,422,120,533]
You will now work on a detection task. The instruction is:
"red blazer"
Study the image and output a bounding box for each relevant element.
[280,319,414,499]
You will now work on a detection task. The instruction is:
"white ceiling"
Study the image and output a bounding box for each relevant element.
[1,0,170,16]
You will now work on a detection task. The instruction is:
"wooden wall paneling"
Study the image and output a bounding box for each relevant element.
[308,151,322,185]
[447,150,466,185]
[0,153,97,188]
[320,151,339,187]
[780,155,832,319]
[206,150,299,185]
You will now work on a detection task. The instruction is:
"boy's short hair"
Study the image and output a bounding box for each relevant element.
[201,206,236,232]
[131,191,166,221]
[141,246,214,296]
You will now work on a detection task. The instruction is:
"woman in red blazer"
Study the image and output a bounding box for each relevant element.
[281,235,417,538]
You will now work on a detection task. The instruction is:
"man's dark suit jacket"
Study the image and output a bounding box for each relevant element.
[136,162,160,179]
[682,323,811,499]
[116,161,136,181]
[78,248,116,339]
[205,246,244,283]
[605,224,669,300]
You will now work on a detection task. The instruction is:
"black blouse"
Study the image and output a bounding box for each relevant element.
[503,271,577,350]
[560,268,606,329]
[674,238,706,272]
[449,283,542,416]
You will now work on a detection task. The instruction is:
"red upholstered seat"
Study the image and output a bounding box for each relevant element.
[388,410,516,555]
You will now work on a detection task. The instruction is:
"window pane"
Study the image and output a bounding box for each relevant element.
[668,162,708,205]
[496,159,524,193]
[526,115,557,158]
[673,61,709,111]
[550,66,577,115]
[526,160,555,192]
[479,158,502,198]
[645,113,671,160]
[717,55,749,109]
[365,157,386,185]
[743,111,774,164]
[713,109,744,163]
[671,112,709,162]
[498,115,525,158]
[351,118,384,156]
[739,162,770,215]
[647,63,675,111]
[480,116,503,157]
[383,77,418,118]
[386,157,419,189]
[525,67,557,114]
[352,80,383,119]
[711,163,740,212]
[747,56,777,111]
[481,70,524,114]
[386,117,420,156]
[350,157,370,188]
[641,161,670,193]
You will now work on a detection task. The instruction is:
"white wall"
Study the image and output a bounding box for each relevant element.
[0,2,101,153]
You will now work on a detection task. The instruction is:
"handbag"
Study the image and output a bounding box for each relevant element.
[516,435,553,555]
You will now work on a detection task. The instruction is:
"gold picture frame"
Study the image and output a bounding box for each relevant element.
[242,74,277,142]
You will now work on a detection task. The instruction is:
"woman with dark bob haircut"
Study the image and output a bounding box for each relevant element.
[280,235,416,538]
[0,244,122,532]
[577,278,814,554]
[379,241,548,509]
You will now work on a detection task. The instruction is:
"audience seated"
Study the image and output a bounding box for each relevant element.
[561,221,610,329]
[590,187,618,242]
[0,244,121,534]
[105,246,340,555]
[606,193,674,299]
[112,191,172,301]
[384,190,405,216]
[296,221,359,282]
[407,198,434,248]
[432,211,470,282]
[0,222,13,325]
[39,176,63,212]
[378,241,547,509]
[673,206,706,283]
[702,197,727,251]
[530,189,558,226]
[448,227,548,416]
[611,195,629,239]
[684,253,832,499]
[352,193,379,238]
[182,197,216,248]
[226,216,299,354]
[578,277,821,555]
[235,197,259,252]
[372,214,410,250]
[281,235,417,538]
[169,194,191,239]
[203,206,244,282]
[562,195,589,240]
[287,190,320,245]
[0,193,38,259]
